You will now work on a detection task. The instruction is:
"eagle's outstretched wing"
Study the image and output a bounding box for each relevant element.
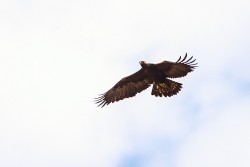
[155,53,198,78]
[94,69,150,107]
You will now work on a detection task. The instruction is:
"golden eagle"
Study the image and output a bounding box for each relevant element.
[95,53,197,107]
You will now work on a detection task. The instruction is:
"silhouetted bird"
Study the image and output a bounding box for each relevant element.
[95,53,197,107]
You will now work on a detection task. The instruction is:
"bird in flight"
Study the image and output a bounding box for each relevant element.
[95,53,197,107]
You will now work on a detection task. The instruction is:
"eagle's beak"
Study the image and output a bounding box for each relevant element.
[139,61,145,65]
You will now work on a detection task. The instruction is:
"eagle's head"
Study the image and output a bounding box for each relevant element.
[139,61,148,68]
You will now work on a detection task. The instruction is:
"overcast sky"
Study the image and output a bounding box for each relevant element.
[0,0,250,167]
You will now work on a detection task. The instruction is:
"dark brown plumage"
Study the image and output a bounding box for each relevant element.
[95,53,198,107]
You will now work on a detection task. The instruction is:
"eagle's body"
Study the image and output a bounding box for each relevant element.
[95,53,197,107]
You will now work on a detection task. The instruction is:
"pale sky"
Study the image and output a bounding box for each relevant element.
[0,0,250,167]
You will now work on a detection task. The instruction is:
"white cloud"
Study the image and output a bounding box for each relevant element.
[176,98,250,167]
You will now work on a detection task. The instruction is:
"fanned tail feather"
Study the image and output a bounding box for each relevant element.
[151,79,182,97]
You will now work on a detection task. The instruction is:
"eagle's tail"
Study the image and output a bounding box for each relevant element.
[151,79,182,97]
